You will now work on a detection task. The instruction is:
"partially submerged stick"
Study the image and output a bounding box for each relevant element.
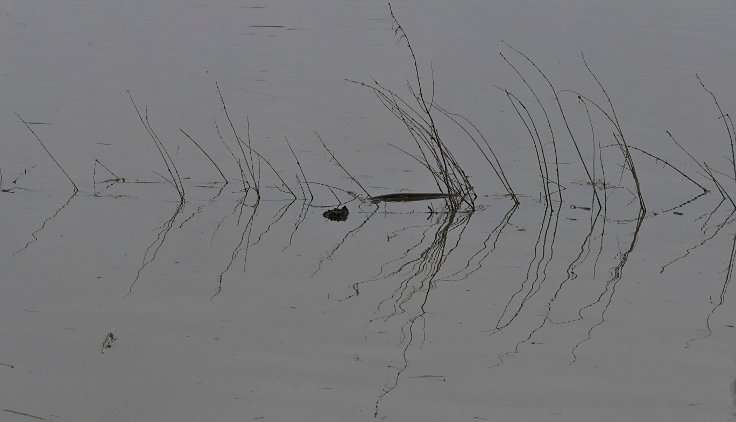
[370,192,450,203]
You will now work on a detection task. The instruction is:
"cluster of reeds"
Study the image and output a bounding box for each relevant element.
[349,4,517,212]
[16,6,731,227]
[11,5,736,306]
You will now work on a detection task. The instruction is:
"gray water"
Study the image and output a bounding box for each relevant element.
[2,0,736,421]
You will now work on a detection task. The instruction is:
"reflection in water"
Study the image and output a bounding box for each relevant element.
[8,31,736,420]
[14,191,78,256]
[569,207,645,363]
[285,198,309,251]
[128,198,184,296]
[497,198,606,364]
[440,201,518,282]
[732,377,736,420]
[371,210,471,322]
[16,113,78,194]
[312,206,378,278]
[347,208,473,417]
[14,114,80,256]
[127,94,186,296]
[252,198,297,246]
[655,199,736,348]
[107,78,735,417]
[660,205,733,274]
[685,231,736,348]
[493,199,562,334]
[177,184,226,230]
[13,131,736,419]
[212,195,260,301]
[93,159,127,198]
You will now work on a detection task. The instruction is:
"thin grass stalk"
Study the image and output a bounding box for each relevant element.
[665,129,732,205]
[368,82,446,194]
[696,74,736,182]
[613,132,645,211]
[704,163,736,208]
[565,90,645,212]
[284,137,313,201]
[127,92,184,199]
[433,104,517,203]
[499,49,561,203]
[240,144,295,198]
[245,130,288,196]
[216,83,257,189]
[368,82,443,183]
[388,143,434,174]
[504,44,603,208]
[361,78,473,209]
[315,132,371,199]
[360,4,474,211]
[502,88,551,202]
[627,145,707,192]
[144,107,184,198]
[16,113,79,193]
[216,84,294,198]
[214,117,249,191]
[180,129,228,184]
[365,77,474,207]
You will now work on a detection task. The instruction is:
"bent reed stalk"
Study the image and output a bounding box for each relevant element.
[24,16,735,220]
[349,3,484,212]
[16,113,79,194]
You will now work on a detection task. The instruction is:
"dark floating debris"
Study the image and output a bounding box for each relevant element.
[101,331,117,354]
[370,192,450,203]
[323,206,349,222]
[3,409,47,421]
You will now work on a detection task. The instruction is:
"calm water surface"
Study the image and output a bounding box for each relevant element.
[1,0,736,420]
